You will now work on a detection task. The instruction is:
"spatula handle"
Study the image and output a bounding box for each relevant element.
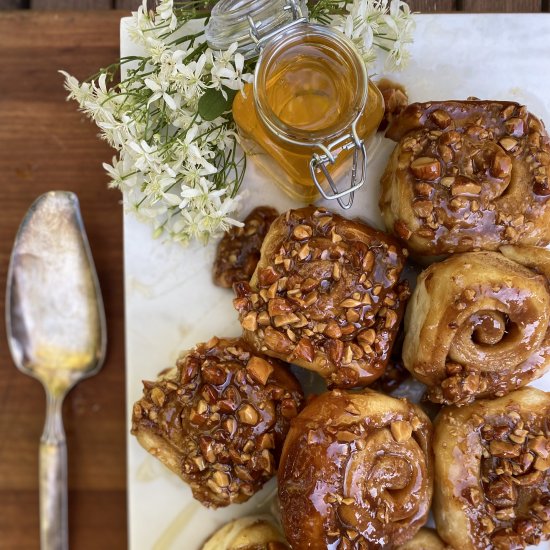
[40,392,68,550]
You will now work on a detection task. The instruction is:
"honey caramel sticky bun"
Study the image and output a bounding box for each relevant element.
[131,337,303,508]
[403,251,550,405]
[202,516,289,550]
[434,387,550,549]
[380,100,550,260]
[234,206,410,389]
[278,389,433,549]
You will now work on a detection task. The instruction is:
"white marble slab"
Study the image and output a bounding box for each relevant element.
[123,14,550,550]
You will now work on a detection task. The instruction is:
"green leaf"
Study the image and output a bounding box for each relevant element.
[198,88,238,122]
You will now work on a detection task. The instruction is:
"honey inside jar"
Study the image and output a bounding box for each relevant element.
[265,41,360,133]
[233,25,384,202]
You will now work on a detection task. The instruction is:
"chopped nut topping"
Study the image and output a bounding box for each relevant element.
[534,456,550,471]
[264,326,293,354]
[451,181,482,196]
[293,224,312,240]
[490,440,521,458]
[150,387,165,407]
[273,313,300,327]
[258,433,275,449]
[131,337,304,508]
[238,404,259,425]
[495,507,515,521]
[336,430,357,442]
[241,311,258,332]
[390,420,412,442]
[412,199,434,218]
[528,436,549,458]
[499,136,518,151]
[491,150,513,178]
[340,298,363,308]
[246,356,274,385]
[410,156,441,180]
[212,471,230,488]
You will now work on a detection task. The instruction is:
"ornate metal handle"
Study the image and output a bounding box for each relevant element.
[40,392,68,550]
[309,121,368,210]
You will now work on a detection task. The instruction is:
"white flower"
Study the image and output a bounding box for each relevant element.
[126,0,155,47]
[156,0,177,31]
[179,177,224,209]
[103,157,128,189]
[172,125,216,171]
[126,139,160,173]
[179,163,217,187]
[211,43,252,94]
[63,0,406,246]
[144,74,177,110]
[143,172,180,205]
[59,71,94,104]
[335,0,415,69]
[146,39,168,64]
[174,52,209,100]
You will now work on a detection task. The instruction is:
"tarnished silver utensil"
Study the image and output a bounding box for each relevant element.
[5,191,107,550]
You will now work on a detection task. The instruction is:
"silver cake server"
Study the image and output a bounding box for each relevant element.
[5,191,107,550]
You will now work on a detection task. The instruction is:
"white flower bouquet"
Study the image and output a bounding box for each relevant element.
[62,0,415,245]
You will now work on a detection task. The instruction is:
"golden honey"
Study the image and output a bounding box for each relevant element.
[233,29,384,202]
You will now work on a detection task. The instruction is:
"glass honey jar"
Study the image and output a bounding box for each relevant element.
[206,0,384,208]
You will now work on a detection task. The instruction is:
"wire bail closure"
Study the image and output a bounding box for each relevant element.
[248,0,307,51]
[309,120,367,210]
[247,0,367,210]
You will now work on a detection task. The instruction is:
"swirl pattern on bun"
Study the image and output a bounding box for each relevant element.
[278,389,433,549]
[380,100,550,259]
[403,251,550,405]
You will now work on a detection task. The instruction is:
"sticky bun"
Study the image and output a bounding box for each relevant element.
[233,206,410,388]
[213,206,279,288]
[403,251,550,405]
[202,516,289,550]
[131,337,304,507]
[434,387,550,549]
[376,79,409,132]
[380,100,550,259]
[278,389,433,549]
[397,528,450,550]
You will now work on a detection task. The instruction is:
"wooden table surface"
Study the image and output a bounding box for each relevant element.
[0,2,548,549]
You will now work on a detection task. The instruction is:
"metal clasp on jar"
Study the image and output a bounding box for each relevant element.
[309,120,367,210]
[247,0,307,51]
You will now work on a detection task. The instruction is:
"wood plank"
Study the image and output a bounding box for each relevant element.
[408,0,456,11]
[0,490,127,550]
[0,0,27,9]
[115,0,141,9]
[0,11,126,549]
[31,0,112,9]
[461,0,542,11]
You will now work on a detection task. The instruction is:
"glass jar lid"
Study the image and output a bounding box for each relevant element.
[205,0,307,58]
